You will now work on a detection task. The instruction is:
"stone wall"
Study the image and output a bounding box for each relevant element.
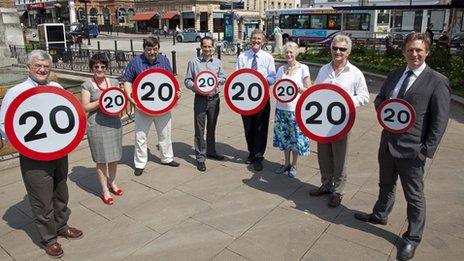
[0,3,23,67]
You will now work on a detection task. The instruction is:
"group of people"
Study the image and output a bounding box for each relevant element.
[0,29,450,261]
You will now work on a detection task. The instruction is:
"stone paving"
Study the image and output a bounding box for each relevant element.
[1,44,464,260]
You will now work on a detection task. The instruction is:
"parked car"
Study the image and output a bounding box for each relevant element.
[69,22,99,38]
[176,28,213,42]
[451,32,464,49]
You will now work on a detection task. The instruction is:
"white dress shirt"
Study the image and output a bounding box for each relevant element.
[0,77,62,143]
[236,49,277,85]
[314,61,370,107]
[390,62,426,98]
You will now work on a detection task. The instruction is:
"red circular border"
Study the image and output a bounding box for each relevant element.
[376,98,416,134]
[224,68,270,116]
[4,86,87,161]
[193,70,219,95]
[295,83,356,143]
[132,68,180,115]
[272,78,298,103]
[99,87,128,116]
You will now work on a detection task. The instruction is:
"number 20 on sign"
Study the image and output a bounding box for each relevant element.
[295,83,356,143]
[5,86,87,160]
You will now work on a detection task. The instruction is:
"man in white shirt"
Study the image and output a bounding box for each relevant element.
[309,34,369,207]
[0,50,83,258]
[236,29,276,171]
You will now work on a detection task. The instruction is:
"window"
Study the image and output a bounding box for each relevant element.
[344,14,370,31]
[377,12,389,24]
[310,15,328,29]
[280,14,293,29]
[328,14,341,30]
[293,15,309,29]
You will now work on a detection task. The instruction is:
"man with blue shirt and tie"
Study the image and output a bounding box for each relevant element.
[355,33,450,261]
[123,37,181,176]
[236,29,276,171]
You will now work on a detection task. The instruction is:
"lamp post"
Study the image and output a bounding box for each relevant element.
[78,0,91,45]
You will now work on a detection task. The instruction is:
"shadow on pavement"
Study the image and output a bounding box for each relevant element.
[68,166,100,197]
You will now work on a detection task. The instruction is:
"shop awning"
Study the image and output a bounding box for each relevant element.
[131,12,158,21]
[162,11,180,20]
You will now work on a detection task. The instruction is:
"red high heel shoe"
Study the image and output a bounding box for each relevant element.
[109,186,123,196]
[101,195,113,205]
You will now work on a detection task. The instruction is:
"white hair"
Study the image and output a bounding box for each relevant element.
[282,41,299,55]
[331,34,352,53]
[27,49,52,65]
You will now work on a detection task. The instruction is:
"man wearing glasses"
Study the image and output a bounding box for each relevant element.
[309,34,370,207]
[123,37,181,177]
[0,50,83,258]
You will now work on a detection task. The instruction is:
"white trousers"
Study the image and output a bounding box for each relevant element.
[134,110,173,168]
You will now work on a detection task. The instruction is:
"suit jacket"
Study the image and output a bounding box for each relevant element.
[374,65,450,159]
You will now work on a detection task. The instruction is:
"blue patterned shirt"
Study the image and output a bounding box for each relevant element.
[122,53,173,83]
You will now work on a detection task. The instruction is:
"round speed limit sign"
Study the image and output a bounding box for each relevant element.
[377,98,416,134]
[99,87,128,116]
[194,70,218,95]
[132,68,180,115]
[5,86,86,161]
[296,83,356,143]
[224,68,269,115]
[273,79,298,103]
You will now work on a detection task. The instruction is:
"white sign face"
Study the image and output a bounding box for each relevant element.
[377,98,416,134]
[5,87,86,160]
[194,71,218,95]
[132,68,180,115]
[273,78,298,103]
[296,83,356,143]
[224,68,269,115]
[99,87,128,116]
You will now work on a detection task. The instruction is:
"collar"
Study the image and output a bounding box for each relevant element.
[199,55,214,62]
[405,62,426,77]
[27,76,49,86]
[330,60,352,74]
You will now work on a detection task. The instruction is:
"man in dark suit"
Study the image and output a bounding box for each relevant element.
[354,33,450,260]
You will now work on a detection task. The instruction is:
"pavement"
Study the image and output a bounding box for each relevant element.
[1,42,464,261]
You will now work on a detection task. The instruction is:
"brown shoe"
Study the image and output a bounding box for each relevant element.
[309,186,331,197]
[43,242,64,259]
[329,194,343,207]
[59,227,83,240]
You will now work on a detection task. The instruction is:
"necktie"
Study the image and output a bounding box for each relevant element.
[396,70,414,99]
[251,54,258,70]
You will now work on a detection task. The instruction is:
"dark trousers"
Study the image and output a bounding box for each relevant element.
[372,145,426,246]
[241,100,271,162]
[19,155,71,246]
[194,94,220,162]
[317,135,348,195]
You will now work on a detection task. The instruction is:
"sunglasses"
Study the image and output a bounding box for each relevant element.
[332,46,348,52]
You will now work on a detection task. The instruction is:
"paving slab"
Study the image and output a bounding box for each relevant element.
[131,163,197,193]
[0,223,44,260]
[211,249,250,261]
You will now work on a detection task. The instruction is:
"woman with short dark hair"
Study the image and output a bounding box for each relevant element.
[81,52,123,205]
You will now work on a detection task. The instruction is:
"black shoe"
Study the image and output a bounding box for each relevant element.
[253,161,263,171]
[207,154,225,161]
[134,168,144,176]
[354,212,387,225]
[245,156,255,164]
[161,160,180,167]
[397,242,416,261]
[197,161,206,172]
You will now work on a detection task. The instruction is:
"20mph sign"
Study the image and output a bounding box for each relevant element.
[296,83,356,143]
[99,87,128,116]
[194,70,218,95]
[224,68,269,115]
[132,68,180,115]
[377,98,416,134]
[5,86,86,160]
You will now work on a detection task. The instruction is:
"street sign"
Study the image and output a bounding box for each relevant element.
[4,86,86,160]
[224,68,269,115]
[194,70,219,95]
[295,83,355,143]
[99,87,128,116]
[272,78,298,103]
[132,68,180,115]
[377,98,416,134]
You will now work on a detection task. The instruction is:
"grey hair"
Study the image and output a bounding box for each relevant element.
[331,34,352,53]
[27,49,52,65]
[282,41,299,55]
[250,29,266,39]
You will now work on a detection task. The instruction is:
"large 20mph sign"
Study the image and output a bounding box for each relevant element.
[296,83,356,143]
[5,86,86,161]
[132,68,180,115]
[224,68,269,115]
[376,98,416,134]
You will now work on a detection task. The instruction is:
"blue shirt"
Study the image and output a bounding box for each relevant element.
[122,53,173,83]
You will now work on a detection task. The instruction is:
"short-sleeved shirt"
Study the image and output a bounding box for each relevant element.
[122,53,173,84]
[184,55,226,95]
[276,64,310,111]
[236,49,277,85]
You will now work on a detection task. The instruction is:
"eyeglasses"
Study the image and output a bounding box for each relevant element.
[93,65,107,70]
[30,64,51,70]
[332,46,348,52]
